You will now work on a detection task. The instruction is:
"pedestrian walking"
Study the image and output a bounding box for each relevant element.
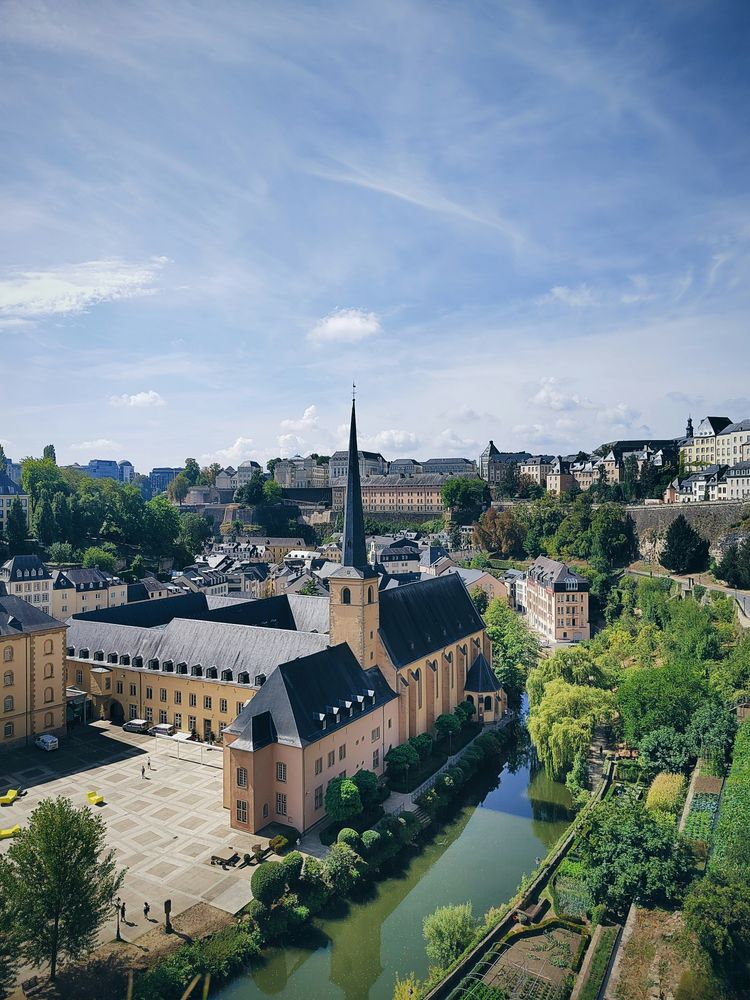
[147,756,153,770]
[141,764,145,779]
[144,901,150,920]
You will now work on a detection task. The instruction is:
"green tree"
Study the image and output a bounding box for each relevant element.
[423,902,477,969]
[472,508,525,556]
[484,598,538,709]
[351,769,379,810]
[324,776,363,823]
[589,503,635,571]
[617,663,707,743]
[686,702,737,775]
[528,679,615,777]
[51,492,71,543]
[183,458,201,486]
[578,798,693,912]
[6,497,27,554]
[250,861,286,906]
[130,554,146,579]
[234,470,266,506]
[42,444,57,463]
[177,512,212,558]
[409,732,433,761]
[297,578,320,596]
[637,727,691,776]
[21,458,66,505]
[684,874,750,979]
[469,586,489,615]
[435,713,461,744]
[82,545,118,573]
[167,473,190,505]
[0,881,19,999]
[385,743,419,779]
[0,443,7,474]
[0,797,123,980]
[33,496,55,546]
[717,538,750,590]
[48,542,77,564]
[200,462,222,486]
[262,480,283,504]
[324,843,363,895]
[660,514,709,574]
[266,457,281,475]
[440,477,488,514]
[142,496,181,558]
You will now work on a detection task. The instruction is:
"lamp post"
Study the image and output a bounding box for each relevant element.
[115,897,122,942]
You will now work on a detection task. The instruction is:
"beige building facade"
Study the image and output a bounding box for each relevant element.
[0,555,52,613]
[524,556,590,643]
[51,567,128,620]
[332,474,449,515]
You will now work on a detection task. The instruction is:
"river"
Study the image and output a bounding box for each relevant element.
[214,748,575,1000]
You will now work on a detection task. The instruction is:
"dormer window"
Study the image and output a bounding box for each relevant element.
[177,662,187,674]
[132,655,143,668]
[93,650,104,662]
[120,654,130,665]
[107,653,118,664]
[191,664,202,677]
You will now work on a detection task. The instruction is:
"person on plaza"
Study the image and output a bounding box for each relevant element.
[120,901,126,921]
[144,901,150,920]
[141,764,145,779]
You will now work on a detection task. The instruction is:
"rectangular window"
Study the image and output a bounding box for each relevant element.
[104,677,111,690]
[236,701,244,714]
[237,767,248,788]
[189,693,196,707]
[204,696,212,710]
[276,793,287,816]
[159,710,167,724]
[220,698,227,713]
[129,683,136,697]
[145,686,153,700]
[371,726,380,742]
[188,715,196,732]
[328,750,335,768]
[160,688,167,702]
[116,680,123,694]
[373,748,380,769]
[129,704,138,720]
[276,761,287,783]
[339,744,346,761]
[262,803,269,819]
[145,707,153,722]
[174,713,182,729]
[314,785,323,809]
[75,670,83,686]
[315,757,322,775]
[174,690,182,704]
[3,722,13,738]
[236,799,248,824]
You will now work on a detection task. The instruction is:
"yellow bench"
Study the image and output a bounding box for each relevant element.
[0,789,18,806]
[0,825,21,839]
[87,791,105,806]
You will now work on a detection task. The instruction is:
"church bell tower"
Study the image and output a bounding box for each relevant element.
[329,396,380,669]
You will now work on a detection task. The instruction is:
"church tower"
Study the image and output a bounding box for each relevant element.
[329,398,380,669]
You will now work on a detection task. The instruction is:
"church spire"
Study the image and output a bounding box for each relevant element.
[342,398,368,571]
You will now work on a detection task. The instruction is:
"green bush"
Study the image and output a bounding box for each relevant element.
[361,829,381,855]
[268,834,289,854]
[398,811,422,844]
[244,899,268,928]
[337,827,362,851]
[710,720,750,878]
[297,856,330,913]
[250,861,286,906]
[409,732,434,761]
[280,850,304,887]
[351,769,380,808]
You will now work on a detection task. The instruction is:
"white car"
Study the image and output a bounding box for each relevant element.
[35,734,59,752]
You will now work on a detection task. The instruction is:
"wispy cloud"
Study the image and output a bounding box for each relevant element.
[531,377,594,411]
[308,309,381,345]
[280,405,319,432]
[203,437,255,465]
[71,438,120,451]
[109,389,166,408]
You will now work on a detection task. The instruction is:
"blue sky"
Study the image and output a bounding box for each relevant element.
[2,0,749,472]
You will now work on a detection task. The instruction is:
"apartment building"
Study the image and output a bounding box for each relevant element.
[678,465,728,503]
[51,567,128,619]
[331,474,449,515]
[0,472,29,533]
[546,458,575,496]
[680,416,733,471]
[329,449,386,480]
[0,594,67,751]
[273,456,329,488]
[150,467,184,495]
[422,457,478,476]
[519,456,554,487]
[0,556,52,612]
[716,420,750,466]
[215,460,263,491]
[524,556,590,642]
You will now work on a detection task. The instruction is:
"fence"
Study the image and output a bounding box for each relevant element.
[152,736,224,769]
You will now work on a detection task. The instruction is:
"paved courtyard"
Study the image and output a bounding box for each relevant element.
[0,722,258,948]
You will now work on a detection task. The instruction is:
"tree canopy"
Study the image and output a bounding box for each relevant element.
[660,514,709,574]
[527,679,615,778]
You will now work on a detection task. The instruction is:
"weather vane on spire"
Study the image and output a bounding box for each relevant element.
[352,381,357,401]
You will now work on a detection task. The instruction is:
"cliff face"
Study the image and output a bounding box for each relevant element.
[628,501,750,558]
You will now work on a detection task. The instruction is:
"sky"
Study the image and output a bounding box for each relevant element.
[1,0,750,472]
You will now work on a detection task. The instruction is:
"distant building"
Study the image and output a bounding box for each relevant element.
[422,457,478,476]
[378,538,422,577]
[172,567,230,597]
[519,456,554,487]
[0,555,52,612]
[0,593,67,750]
[388,459,422,475]
[86,459,121,481]
[716,420,750,467]
[725,462,750,501]
[546,457,576,495]
[525,556,590,643]
[3,460,21,484]
[680,416,733,471]
[216,461,263,491]
[329,450,386,480]
[331,474,452,515]
[51,567,128,619]
[118,460,135,483]
[274,456,329,488]
[0,471,29,532]
[478,442,531,486]
[150,467,184,495]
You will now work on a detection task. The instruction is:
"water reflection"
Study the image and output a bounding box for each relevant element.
[216,738,574,1000]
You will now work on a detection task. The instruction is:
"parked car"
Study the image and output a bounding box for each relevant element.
[35,734,59,752]
[148,723,176,738]
[122,719,150,734]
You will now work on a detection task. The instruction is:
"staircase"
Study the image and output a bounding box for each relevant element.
[586,725,610,791]
[413,806,431,828]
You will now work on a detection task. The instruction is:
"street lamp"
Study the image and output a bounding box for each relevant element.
[115,896,122,942]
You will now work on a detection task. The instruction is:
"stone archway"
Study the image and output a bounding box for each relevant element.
[109,700,124,725]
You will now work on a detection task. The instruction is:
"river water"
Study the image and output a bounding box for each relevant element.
[214,749,574,1000]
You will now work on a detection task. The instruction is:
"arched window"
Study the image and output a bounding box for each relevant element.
[44,687,54,704]
[367,586,373,605]
[44,663,54,679]
[341,587,351,605]
[43,639,53,654]
[484,695,492,712]
[3,647,12,663]
[3,672,12,687]
[44,712,54,728]
[3,696,13,712]
[466,694,474,705]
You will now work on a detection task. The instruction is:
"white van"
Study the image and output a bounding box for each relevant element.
[148,723,176,738]
[122,719,150,734]
[35,734,59,752]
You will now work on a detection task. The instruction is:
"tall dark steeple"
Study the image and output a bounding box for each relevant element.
[341,398,369,571]
[686,415,694,438]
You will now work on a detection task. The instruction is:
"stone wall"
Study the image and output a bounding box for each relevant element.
[628,501,749,557]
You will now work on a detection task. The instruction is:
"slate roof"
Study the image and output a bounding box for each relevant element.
[419,545,450,567]
[66,617,329,679]
[727,462,750,476]
[331,474,461,488]
[225,643,396,750]
[527,556,589,591]
[0,594,64,636]
[53,567,118,590]
[1,555,51,582]
[287,595,330,633]
[464,652,502,693]
[521,455,554,466]
[718,419,750,435]
[0,472,25,496]
[378,573,485,668]
[442,566,490,587]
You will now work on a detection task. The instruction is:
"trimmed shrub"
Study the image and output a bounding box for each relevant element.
[399,811,422,844]
[645,773,686,815]
[244,898,268,928]
[337,827,362,851]
[251,861,286,906]
[280,850,304,887]
[268,834,289,854]
[361,829,381,855]
[297,856,330,913]
[351,768,380,808]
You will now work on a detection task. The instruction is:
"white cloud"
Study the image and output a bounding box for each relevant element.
[0,257,167,321]
[71,438,120,451]
[109,389,166,408]
[205,437,255,465]
[538,283,596,307]
[277,433,305,456]
[362,429,421,454]
[280,405,319,432]
[596,403,642,428]
[308,308,381,345]
[432,428,479,455]
[531,377,594,411]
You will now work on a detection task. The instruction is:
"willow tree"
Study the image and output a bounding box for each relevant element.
[528,679,615,778]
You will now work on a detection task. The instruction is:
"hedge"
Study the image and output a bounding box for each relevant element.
[710,720,750,878]
[576,925,618,1000]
